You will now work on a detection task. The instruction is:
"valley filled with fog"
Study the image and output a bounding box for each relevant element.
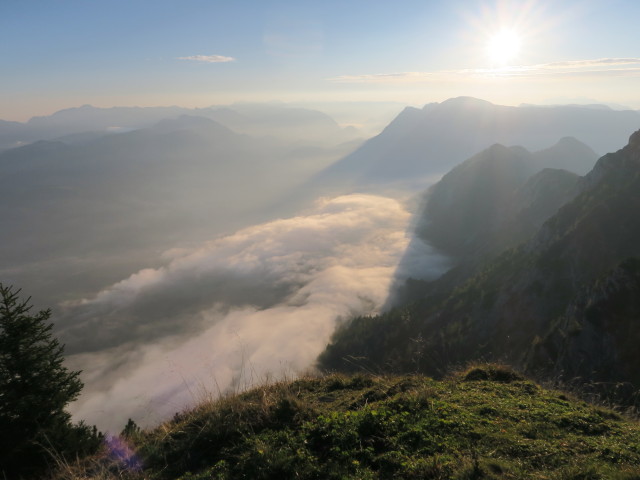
[2,99,639,431]
[6,3,640,478]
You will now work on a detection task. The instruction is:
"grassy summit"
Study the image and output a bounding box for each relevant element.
[56,365,640,479]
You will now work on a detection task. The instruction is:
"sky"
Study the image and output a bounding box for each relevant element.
[2,0,640,120]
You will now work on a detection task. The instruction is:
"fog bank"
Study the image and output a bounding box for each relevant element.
[63,194,448,431]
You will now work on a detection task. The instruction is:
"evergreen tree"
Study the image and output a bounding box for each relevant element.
[0,284,100,478]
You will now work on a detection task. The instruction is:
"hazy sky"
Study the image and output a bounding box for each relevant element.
[2,0,640,121]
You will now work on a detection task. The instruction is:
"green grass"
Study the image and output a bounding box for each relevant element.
[53,365,640,479]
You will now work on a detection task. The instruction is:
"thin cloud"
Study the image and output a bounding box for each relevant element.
[330,58,640,84]
[178,54,235,63]
[540,58,640,69]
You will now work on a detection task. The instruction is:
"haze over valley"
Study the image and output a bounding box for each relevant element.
[3,1,640,464]
[2,97,638,432]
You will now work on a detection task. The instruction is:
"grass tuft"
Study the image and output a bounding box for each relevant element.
[459,363,526,383]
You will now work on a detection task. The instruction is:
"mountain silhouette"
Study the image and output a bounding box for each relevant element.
[420,137,597,258]
[0,104,360,151]
[310,97,639,192]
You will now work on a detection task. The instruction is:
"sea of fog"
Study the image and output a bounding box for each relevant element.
[61,193,449,432]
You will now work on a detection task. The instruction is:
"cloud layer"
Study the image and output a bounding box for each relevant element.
[178,54,235,63]
[63,194,448,432]
[330,58,640,84]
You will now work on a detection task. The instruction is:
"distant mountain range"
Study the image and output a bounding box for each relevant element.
[320,128,640,402]
[0,112,357,306]
[0,103,361,151]
[311,97,640,192]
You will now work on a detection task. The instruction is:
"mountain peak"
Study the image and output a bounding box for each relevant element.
[555,136,583,146]
[629,129,640,149]
[624,129,640,166]
[483,143,529,159]
[439,96,495,109]
[377,106,422,136]
[578,128,640,195]
[615,128,640,163]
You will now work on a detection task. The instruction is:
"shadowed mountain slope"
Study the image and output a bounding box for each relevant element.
[320,130,640,394]
[419,137,595,259]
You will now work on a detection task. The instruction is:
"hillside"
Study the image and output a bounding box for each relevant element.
[54,366,640,479]
[320,130,640,397]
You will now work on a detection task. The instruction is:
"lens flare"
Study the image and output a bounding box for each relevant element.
[104,434,143,471]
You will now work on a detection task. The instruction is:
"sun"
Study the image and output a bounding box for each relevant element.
[486,29,521,66]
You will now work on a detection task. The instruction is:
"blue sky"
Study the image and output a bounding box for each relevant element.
[2,0,639,120]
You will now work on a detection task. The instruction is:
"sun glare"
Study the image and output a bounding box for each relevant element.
[486,29,521,66]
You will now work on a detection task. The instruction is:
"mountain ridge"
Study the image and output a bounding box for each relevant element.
[319,129,640,400]
[0,103,361,151]
[418,137,596,259]
[309,97,638,193]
